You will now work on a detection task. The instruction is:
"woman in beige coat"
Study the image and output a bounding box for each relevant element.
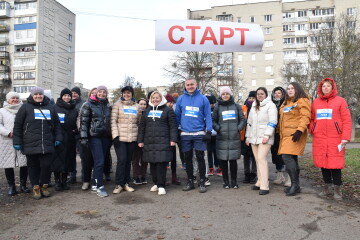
[111,86,141,194]
[246,87,278,195]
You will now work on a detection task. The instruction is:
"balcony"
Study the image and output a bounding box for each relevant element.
[13,65,36,71]
[0,65,9,72]
[14,51,36,57]
[0,23,9,31]
[0,51,9,59]
[0,37,8,45]
[0,2,11,18]
[0,73,10,82]
[283,17,309,23]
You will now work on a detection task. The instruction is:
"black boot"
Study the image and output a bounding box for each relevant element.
[285,168,300,196]
[249,173,257,184]
[54,173,63,191]
[20,179,30,193]
[7,182,17,196]
[62,173,70,190]
[182,178,195,191]
[242,173,250,183]
[198,179,207,193]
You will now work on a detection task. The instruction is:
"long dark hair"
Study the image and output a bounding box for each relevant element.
[255,87,268,111]
[286,82,309,102]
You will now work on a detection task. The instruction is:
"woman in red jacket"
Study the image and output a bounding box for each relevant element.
[309,78,352,200]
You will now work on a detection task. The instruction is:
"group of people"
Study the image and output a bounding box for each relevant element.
[0,77,352,201]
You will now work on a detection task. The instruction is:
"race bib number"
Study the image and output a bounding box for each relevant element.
[123,106,137,115]
[185,106,199,118]
[316,109,332,120]
[222,110,236,120]
[58,113,65,123]
[34,109,51,120]
[148,110,163,118]
[283,104,297,113]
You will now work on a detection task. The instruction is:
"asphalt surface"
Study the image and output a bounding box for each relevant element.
[0,143,359,240]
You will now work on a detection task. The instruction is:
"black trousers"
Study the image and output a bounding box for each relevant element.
[220,160,238,181]
[4,167,28,183]
[171,146,176,174]
[321,168,342,186]
[82,144,94,183]
[184,150,206,180]
[26,153,53,187]
[115,141,136,186]
[150,162,167,188]
[282,154,299,170]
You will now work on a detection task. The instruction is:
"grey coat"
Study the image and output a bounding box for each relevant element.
[212,97,246,161]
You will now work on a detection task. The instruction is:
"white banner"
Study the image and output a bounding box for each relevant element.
[155,20,264,52]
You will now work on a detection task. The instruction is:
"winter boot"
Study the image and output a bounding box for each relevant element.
[318,183,333,197]
[198,179,207,193]
[284,172,291,187]
[242,173,251,184]
[7,181,17,196]
[333,185,343,201]
[249,173,257,184]
[172,173,181,185]
[20,179,30,193]
[41,184,51,197]
[182,178,195,191]
[273,171,286,185]
[285,168,300,196]
[33,185,42,200]
[62,173,70,190]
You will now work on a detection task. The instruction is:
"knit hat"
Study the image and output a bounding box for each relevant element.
[30,86,44,96]
[220,86,233,96]
[248,91,256,98]
[121,86,134,97]
[60,88,72,98]
[97,85,108,95]
[71,87,81,96]
[164,93,175,103]
[6,92,20,102]
[206,95,216,104]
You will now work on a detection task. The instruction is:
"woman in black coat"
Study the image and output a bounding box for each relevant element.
[138,91,177,195]
[52,88,78,191]
[13,87,62,199]
[212,87,246,189]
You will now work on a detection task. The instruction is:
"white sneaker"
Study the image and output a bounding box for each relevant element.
[158,187,166,195]
[123,184,134,192]
[273,171,286,185]
[91,185,97,193]
[205,178,211,186]
[150,185,158,192]
[113,185,123,194]
[284,174,291,187]
[82,182,90,190]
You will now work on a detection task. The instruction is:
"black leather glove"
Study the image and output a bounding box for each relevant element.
[113,136,121,148]
[291,130,302,142]
[202,131,212,142]
[80,138,88,147]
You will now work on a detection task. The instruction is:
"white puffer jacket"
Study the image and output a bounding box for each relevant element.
[0,105,27,168]
[245,97,278,145]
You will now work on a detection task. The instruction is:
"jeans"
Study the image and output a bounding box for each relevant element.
[207,136,218,169]
[321,168,342,186]
[26,153,53,187]
[150,162,167,188]
[115,141,136,187]
[184,150,206,180]
[89,137,112,188]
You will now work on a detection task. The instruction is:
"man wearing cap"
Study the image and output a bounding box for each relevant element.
[175,79,212,193]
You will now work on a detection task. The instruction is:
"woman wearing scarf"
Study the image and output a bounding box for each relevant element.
[52,88,78,191]
[138,91,177,195]
[0,92,29,196]
[80,85,112,197]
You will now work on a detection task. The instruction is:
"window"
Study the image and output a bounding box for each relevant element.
[283,38,295,44]
[15,2,37,10]
[310,23,319,30]
[265,66,273,73]
[68,70,72,76]
[15,16,37,24]
[265,53,273,60]
[13,72,36,79]
[68,46,72,53]
[68,58,72,64]
[296,50,307,57]
[283,25,293,32]
[310,36,318,43]
[283,12,294,19]
[14,58,35,66]
[324,22,335,29]
[68,34,72,41]
[238,55,243,61]
[264,15,272,22]
[297,24,305,31]
[238,68,243,74]
[347,21,356,29]
[266,79,274,86]
[0,2,9,10]
[297,10,307,18]
[347,8,356,16]
[15,29,35,39]
[251,54,256,61]
[237,17,241,23]
[252,80,256,87]
[296,37,307,44]
[252,66,256,73]
[284,51,296,58]
[311,8,334,16]
[69,22,72,30]
[264,27,272,34]
[250,16,255,23]
[264,40,273,47]
[216,15,233,22]
[13,85,35,93]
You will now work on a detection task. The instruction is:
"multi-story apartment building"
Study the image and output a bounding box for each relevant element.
[0,0,75,100]
[188,0,359,100]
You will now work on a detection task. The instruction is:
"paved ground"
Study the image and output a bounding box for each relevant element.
[0,143,359,240]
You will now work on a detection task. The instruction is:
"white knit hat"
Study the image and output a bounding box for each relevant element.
[219,86,233,96]
[6,92,20,102]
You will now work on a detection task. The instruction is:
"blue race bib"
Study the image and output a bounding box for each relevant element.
[185,106,199,118]
[316,109,332,120]
[58,113,65,123]
[222,110,236,121]
[34,109,51,120]
[123,106,137,115]
[148,110,163,118]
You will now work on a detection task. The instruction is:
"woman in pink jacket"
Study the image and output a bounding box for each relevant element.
[309,78,352,200]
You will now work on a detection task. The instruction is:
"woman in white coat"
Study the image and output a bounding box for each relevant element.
[246,87,278,195]
[0,92,29,196]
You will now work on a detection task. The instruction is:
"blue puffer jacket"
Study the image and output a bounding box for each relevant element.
[175,88,212,133]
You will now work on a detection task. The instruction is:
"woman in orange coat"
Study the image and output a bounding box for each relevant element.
[278,82,311,196]
[309,78,352,200]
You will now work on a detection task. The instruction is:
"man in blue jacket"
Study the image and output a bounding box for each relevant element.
[175,79,212,193]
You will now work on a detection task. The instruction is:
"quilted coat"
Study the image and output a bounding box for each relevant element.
[111,98,141,142]
[0,102,27,168]
[309,78,352,169]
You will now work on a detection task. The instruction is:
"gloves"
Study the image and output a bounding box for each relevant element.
[291,130,302,142]
[113,137,120,148]
[13,145,23,151]
[54,141,62,147]
[202,131,212,142]
[80,138,88,146]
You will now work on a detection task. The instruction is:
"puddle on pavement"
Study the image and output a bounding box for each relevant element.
[53,222,81,231]
[114,194,154,205]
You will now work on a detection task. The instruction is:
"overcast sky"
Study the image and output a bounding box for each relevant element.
[56,0,278,89]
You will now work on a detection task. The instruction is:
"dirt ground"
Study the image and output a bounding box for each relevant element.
[0,143,359,240]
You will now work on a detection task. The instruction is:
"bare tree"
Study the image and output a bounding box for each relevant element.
[112,75,146,103]
[0,79,11,107]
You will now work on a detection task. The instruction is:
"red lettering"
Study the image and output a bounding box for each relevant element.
[200,27,218,45]
[186,26,201,44]
[168,25,185,44]
[220,27,234,45]
[235,28,249,45]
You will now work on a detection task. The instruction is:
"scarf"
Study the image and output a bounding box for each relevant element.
[3,101,22,114]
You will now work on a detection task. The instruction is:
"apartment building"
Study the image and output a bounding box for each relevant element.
[0,0,75,99]
[188,0,359,100]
